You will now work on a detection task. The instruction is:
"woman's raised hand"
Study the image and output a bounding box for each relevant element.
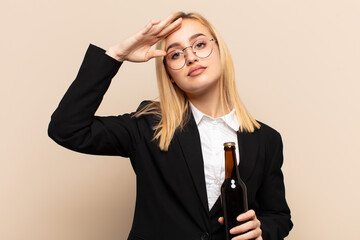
[106,14,182,62]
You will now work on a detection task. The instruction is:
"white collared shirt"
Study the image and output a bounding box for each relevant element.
[189,102,240,210]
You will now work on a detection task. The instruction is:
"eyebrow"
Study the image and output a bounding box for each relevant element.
[166,33,206,52]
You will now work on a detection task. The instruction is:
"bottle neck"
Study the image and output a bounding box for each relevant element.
[224,146,237,179]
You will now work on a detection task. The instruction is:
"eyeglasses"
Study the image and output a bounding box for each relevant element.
[164,37,215,70]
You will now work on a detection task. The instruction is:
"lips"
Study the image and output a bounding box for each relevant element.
[188,65,207,77]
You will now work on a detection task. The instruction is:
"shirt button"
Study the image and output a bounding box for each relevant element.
[200,232,210,240]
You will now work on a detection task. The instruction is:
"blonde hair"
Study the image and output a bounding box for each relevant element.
[136,12,260,151]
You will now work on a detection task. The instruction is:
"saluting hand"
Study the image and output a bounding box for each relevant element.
[218,209,262,240]
[106,14,182,62]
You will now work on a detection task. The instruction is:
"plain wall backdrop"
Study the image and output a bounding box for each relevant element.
[1,0,359,239]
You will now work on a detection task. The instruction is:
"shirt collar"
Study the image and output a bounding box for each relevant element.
[189,101,239,132]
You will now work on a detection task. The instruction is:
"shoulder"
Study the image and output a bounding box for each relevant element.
[132,100,161,126]
[136,100,160,112]
[255,121,283,146]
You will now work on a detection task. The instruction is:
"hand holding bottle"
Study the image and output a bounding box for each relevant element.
[105,14,182,62]
[218,210,262,240]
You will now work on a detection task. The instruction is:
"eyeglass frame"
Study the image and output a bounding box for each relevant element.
[163,37,216,70]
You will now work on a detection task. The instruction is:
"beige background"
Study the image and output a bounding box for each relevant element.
[1,0,359,239]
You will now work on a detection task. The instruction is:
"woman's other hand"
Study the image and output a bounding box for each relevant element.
[105,14,182,62]
[218,209,262,240]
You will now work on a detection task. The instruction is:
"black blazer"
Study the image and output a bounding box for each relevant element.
[48,44,293,240]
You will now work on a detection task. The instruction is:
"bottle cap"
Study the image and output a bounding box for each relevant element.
[223,142,235,147]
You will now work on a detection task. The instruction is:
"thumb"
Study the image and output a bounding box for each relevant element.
[145,50,166,61]
[218,217,224,225]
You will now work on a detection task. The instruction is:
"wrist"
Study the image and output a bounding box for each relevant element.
[105,47,126,62]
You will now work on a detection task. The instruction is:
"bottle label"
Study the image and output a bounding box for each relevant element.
[231,179,236,189]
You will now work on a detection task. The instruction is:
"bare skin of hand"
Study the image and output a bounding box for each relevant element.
[218,209,262,240]
[105,14,182,62]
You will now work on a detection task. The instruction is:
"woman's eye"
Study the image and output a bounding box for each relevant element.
[170,52,182,60]
[195,42,206,49]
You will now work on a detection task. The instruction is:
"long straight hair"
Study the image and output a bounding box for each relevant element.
[136,12,260,151]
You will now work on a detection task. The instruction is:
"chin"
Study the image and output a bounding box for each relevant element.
[176,74,220,95]
[184,84,215,96]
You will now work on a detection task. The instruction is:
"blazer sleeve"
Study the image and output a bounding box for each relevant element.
[48,44,140,158]
[257,130,293,239]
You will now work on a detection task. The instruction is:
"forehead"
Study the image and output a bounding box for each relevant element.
[165,19,212,48]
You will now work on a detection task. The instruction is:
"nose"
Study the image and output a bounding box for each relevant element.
[184,47,199,66]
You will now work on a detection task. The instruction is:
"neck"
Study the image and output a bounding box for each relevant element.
[187,81,228,118]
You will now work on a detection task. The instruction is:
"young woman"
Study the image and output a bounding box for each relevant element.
[48,12,293,240]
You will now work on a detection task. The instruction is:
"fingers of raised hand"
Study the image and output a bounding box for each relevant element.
[154,13,176,30]
[142,19,161,35]
[159,17,182,38]
[140,14,182,39]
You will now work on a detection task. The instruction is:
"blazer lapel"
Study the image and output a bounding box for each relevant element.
[176,114,209,214]
[237,130,260,182]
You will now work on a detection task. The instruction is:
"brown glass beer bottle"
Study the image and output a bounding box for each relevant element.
[220,142,248,240]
